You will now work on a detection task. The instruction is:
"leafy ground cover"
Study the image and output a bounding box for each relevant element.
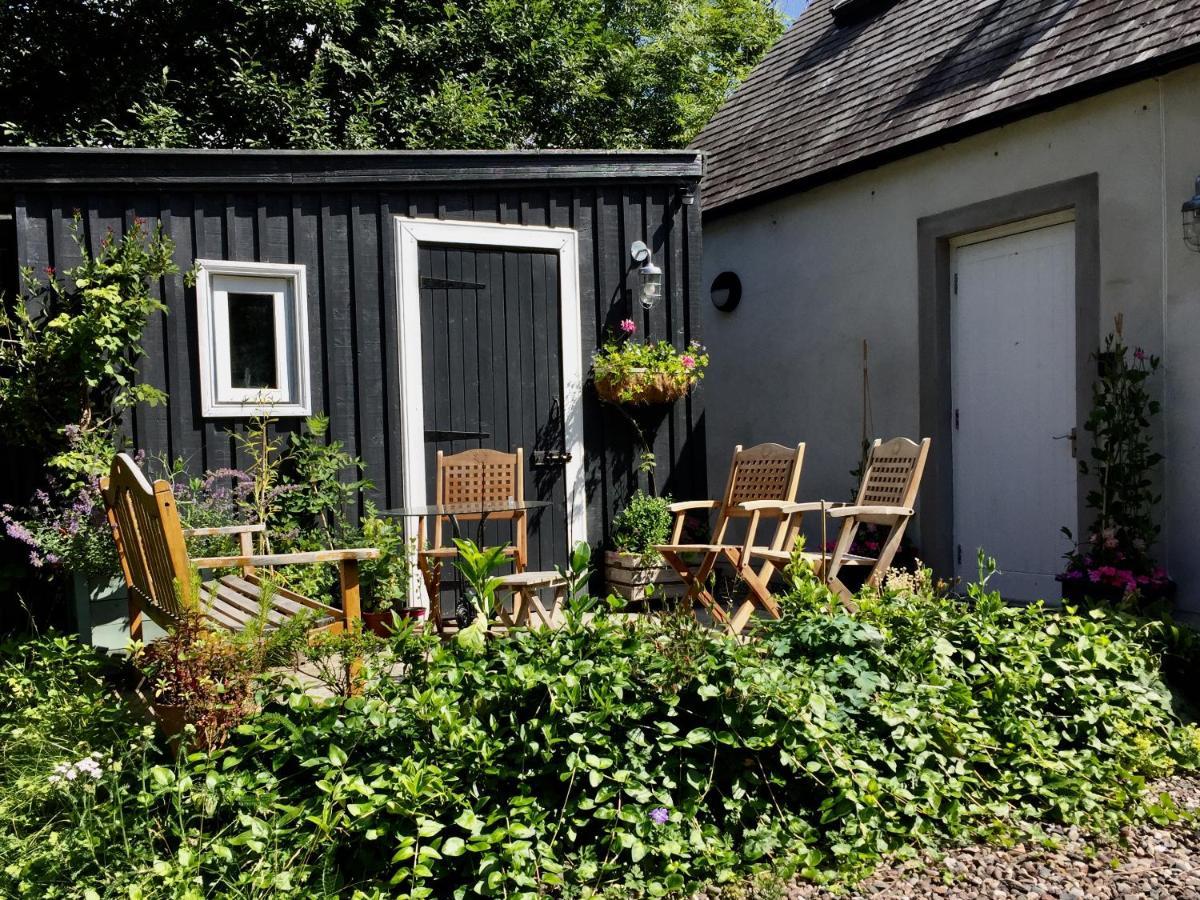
[1,564,1197,898]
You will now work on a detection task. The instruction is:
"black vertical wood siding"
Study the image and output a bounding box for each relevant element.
[7,154,705,550]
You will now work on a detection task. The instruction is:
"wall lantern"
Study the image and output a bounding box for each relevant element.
[630,240,663,309]
[1183,176,1200,252]
[710,271,742,312]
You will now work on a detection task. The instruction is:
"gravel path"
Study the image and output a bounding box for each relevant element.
[778,775,1200,900]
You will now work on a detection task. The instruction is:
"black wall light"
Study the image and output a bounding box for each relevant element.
[629,240,663,309]
[710,271,741,312]
[1184,176,1200,252]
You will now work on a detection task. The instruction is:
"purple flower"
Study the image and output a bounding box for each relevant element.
[649,807,669,825]
[5,519,35,546]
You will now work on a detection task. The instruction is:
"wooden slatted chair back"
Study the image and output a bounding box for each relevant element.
[435,448,524,520]
[713,443,805,542]
[853,437,931,524]
[100,453,193,628]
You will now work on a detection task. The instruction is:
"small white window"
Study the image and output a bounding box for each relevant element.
[195,259,311,417]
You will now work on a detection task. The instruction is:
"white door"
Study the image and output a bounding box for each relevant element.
[951,220,1077,601]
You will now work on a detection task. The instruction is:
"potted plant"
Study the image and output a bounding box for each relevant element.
[592,319,707,406]
[605,490,682,605]
[356,508,425,636]
[134,610,262,751]
[1059,318,1173,605]
[452,539,511,651]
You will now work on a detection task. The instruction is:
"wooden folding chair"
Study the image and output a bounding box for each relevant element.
[654,442,805,634]
[747,437,931,608]
[416,448,528,633]
[100,453,379,641]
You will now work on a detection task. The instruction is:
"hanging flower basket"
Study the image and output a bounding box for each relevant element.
[591,322,708,407]
[595,368,695,406]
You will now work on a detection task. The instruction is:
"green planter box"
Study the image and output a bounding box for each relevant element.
[71,573,164,650]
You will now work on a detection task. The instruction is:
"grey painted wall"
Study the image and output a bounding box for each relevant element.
[701,64,1200,615]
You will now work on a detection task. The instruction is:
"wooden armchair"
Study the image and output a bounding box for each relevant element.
[654,442,805,634]
[100,453,379,641]
[746,437,930,608]
[416,448,528,633]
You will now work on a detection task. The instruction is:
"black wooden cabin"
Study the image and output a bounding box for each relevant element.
[0,148,707,569]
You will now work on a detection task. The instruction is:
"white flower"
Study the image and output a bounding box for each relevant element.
[50,754,109,786]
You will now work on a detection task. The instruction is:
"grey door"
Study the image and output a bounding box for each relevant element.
[418,242,570,573]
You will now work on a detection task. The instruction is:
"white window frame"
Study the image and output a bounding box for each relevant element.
[195,259,312,418]
[392,218,587,550]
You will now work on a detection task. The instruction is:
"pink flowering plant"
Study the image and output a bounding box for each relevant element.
[1060,321,1168,599]
[592,320,708,404]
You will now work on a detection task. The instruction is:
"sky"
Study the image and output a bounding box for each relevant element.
[776,0,809,22]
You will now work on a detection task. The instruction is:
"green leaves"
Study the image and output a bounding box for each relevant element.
[1,0,782,151]
[610,489,673,558]
[3,572,1198,898]
[0,215,179,475]
[1062,322,1166,599]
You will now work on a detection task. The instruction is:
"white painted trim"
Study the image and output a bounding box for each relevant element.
[949,209,1076,249]
[195,259,312,417]
[392,217,588,552]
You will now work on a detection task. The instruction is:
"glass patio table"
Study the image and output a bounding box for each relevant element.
[378,498,553,547]
[379,499,555,627]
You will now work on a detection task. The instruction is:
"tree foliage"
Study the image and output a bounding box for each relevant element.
[0,0,783,150]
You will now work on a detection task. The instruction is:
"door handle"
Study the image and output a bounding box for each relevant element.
[1052,427,1077,458]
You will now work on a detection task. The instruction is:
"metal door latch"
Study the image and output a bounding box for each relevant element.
[1052,427,1077,458]
[530,450,573,467]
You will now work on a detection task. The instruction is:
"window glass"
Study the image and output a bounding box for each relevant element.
[227,292,278,389]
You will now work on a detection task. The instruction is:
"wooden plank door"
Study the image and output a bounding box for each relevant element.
[418,243,570,573]
[951,220,1077,601]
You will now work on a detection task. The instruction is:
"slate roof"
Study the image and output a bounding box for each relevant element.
[693,0,1200,216]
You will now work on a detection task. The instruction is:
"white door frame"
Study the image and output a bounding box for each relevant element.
[393,217,588,549]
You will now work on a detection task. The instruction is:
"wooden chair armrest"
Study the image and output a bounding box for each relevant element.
[826,505,912,519]
[667,499,721,514]
[666,499,719,543]
[737,500,797,513]
[181,522,267,537]
[192,548,382,569]
[782,501,844,514]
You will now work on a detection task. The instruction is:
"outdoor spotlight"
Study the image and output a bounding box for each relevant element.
[630,240,663,309]
[1183,176,1200,252]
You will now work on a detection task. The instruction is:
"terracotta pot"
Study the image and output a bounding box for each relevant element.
[152,700,188,740]
[595,368,693,406]
[363,606,426,637]
[148,699,214,755]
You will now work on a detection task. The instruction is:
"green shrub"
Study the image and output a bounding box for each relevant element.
[611,489,673,561]
[1,562,1198,898]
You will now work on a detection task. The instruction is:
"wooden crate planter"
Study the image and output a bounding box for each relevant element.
[605,551,685,604]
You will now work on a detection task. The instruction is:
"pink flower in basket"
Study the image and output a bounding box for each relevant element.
[619,318,636,335]
[681,354,696,369]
